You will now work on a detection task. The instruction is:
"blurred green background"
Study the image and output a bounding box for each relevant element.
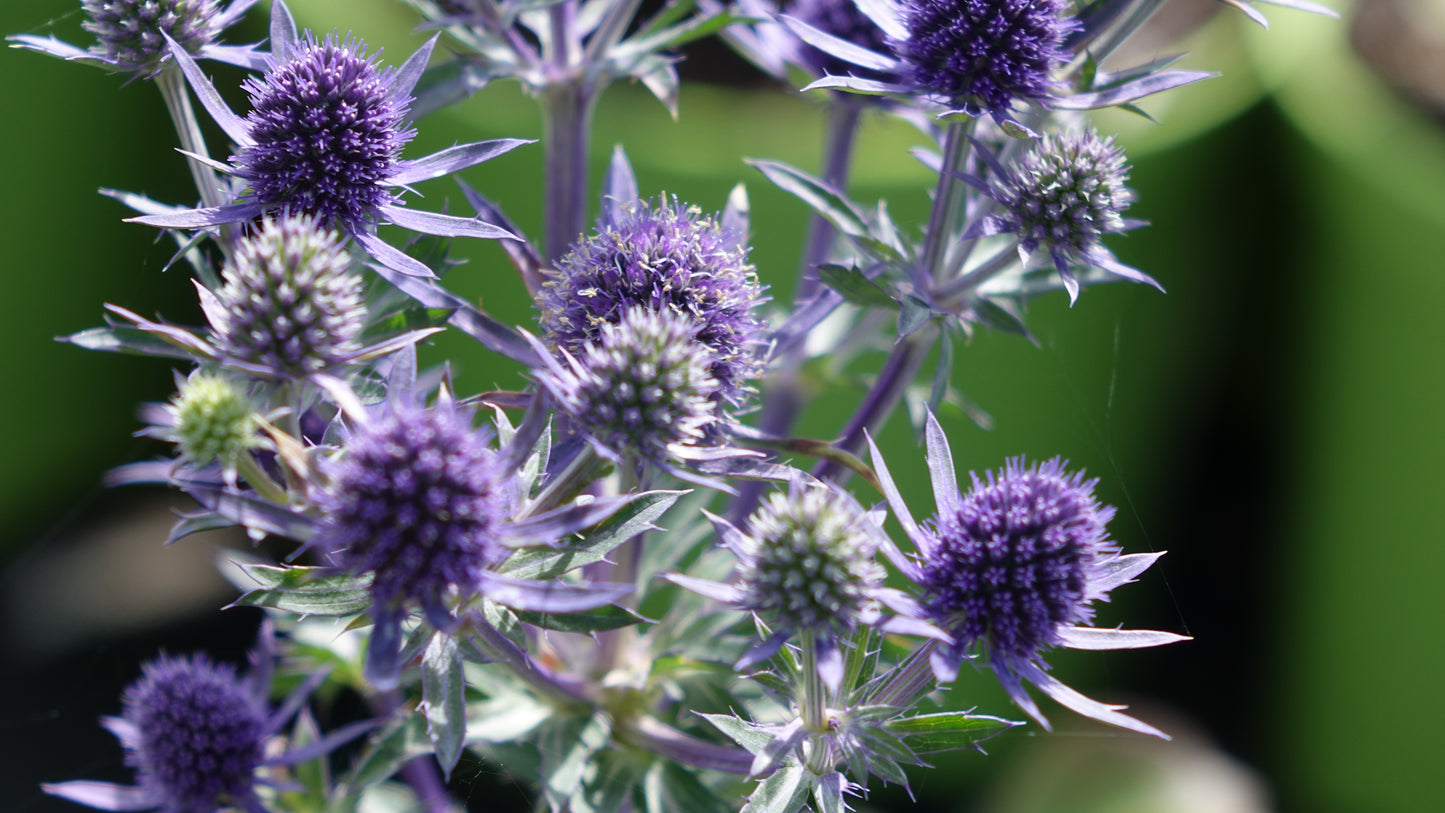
[2,1,1441,811]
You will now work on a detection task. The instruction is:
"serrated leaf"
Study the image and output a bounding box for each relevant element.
[361,306,452,342]
[897,295,934,338]
[233,566,372,617]
[542,713,612,812]
[972,296,1033,338]
[748,159,871,245]
[63,326,199,360]
[480,600,528,652]
[740,764,811,813]
[501,489,686,580]
[421,634,466,778]
[696,713,772,754]
[884,711,1019,753]
[817,264,897,309]
[514,603,649,633]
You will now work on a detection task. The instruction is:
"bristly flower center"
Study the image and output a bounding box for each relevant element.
[123,655,266,810]
[1005,130,1133,260]
[238,34,412,228]
[896,0,1075,116]
[82,0,222,69]
[919,458,1115,660]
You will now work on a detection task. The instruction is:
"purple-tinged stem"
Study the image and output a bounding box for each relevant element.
[155,66,228,285]
[541,82,597,265]
[811,327,934,483]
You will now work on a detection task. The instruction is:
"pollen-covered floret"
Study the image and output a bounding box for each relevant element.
[212,215,366,377]
[737,486,886,635]
[919,457,1116,661]
[540,196,766,409]
[542,306,720,464]
[118,654,268,811]
[315,401,508,610]
[238,33,413,227]
[82,0,222,71]
[171,373,259,468]
[1002,129,1133,263]
[896,0,1075,116]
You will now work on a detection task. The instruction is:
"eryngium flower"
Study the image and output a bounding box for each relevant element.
[896,0,1075,116]
[211,215,365,377]
[533,306,721,466]
[869,412,1187,737]
[738,485,886,636]
[42,623,370,813]
[539,196,766,409]
[133,0,528,279]
[963,128,1157,303]
[316,400,508,617]
[169,373,259,469]
[8,0,263,79]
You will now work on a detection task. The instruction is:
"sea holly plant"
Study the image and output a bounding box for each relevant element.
[15,0,1331,810]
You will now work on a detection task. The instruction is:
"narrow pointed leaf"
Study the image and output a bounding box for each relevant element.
[421,634,466,778]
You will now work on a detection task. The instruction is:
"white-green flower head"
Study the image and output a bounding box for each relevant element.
[738,484,886,636]
[211,214,366,378]
[537,305,720,466]
[170,373,260,468]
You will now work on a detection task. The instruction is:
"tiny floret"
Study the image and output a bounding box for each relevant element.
[316,401,508,612]
[738,486,886,636]
[171,373,258,468]
[1003,130,1133,264]
[896,0,1075,116]
[239,34,412,228]
[540,306,720,464]
[115,654,267,811]
[212,215,366,377]
[919,457,1113,662]
[540,196,766,409]
[83,0,223,71]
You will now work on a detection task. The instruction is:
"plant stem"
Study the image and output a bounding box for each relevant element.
[799,630,832,774]
[541,81,598,265]
[237,451,289,506]
[155,66,227,286]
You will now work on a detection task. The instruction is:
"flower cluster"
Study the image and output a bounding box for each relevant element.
[17,0,1326,808]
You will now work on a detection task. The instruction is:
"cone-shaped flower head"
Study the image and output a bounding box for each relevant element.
[896,0,1075,116]
[238,34,413,228]
[114,654,267,811]
[211,215,366,377]
[9,0,263,79]
[41,622,373,813]
[537,306,720,465]
[83,0,224,70]
[868,413,1187,737]
[1001,129,1132,266]
[540,196,766,409]
[918,458,1114,662]
[738,486,886,637]
[170,373,260,468]
[316,400,509,614]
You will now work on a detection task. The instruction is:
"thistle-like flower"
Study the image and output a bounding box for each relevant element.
[531,306,725,470]
[131,0,530,279]
[158,372,262,474]
[539,195,767,410]
[8,0,265,79]
[868,412,1188,737]
[42,622,371,813]
[963,128,1158,303]
[895,0,1075,117]
[209,215,366,378]
[312,397,638,687]
[667,482,942,689]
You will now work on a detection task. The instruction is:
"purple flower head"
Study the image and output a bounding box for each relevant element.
[868,412,1188,737]
[539,196,767,410]
[535,306,720,466]
[895,0,1076,117]
[211,214,366,378]
[316,399,509,620]
[9,0,264,80]
[131,0,530,280]
[237,33,412,228]
[962,128,1157,303]
[43,622,373,813]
